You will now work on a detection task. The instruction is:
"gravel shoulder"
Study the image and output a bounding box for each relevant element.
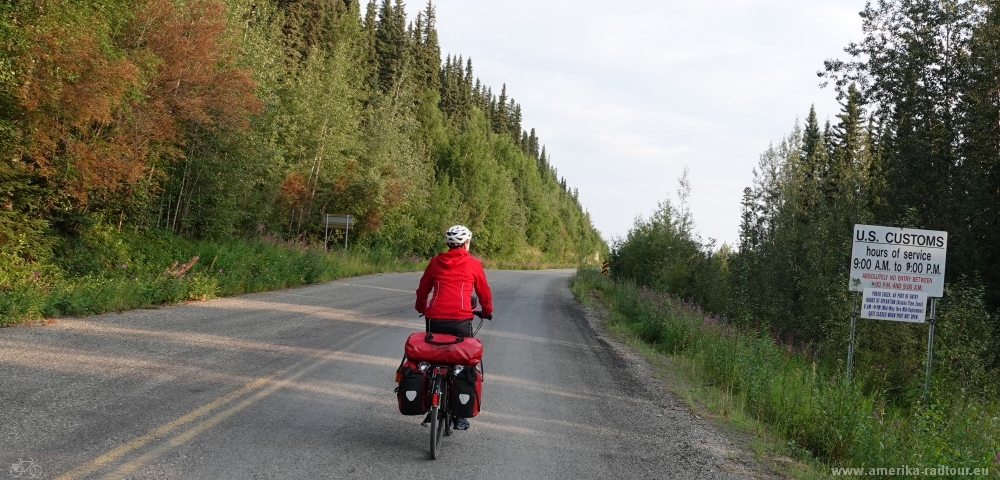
[572,297,792,479]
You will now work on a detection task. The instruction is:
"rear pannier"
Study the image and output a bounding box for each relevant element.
[404,332,482,366]
[395,360,428,415]
[450,364,483,418]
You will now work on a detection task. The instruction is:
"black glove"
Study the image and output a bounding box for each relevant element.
[483,313,493,320]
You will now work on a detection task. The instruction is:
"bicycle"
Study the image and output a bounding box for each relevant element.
[423,360,455,459]
[418,302,488,460]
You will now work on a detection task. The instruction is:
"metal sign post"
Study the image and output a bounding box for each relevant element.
[846,293,859,382]
[322,214,354,250]
[924,297,937,402]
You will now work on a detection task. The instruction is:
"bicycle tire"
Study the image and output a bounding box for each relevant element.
[443,380,453,437]
[429,404,440,459]
[435,382,447,443]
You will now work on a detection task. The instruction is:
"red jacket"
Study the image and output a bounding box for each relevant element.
[415,247,493,320]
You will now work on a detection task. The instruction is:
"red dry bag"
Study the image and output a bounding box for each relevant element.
[404,332,482,366]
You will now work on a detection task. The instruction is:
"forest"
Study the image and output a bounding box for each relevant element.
[614,0,1000,401]
[601,0,1000,469]
[0,0,604,317]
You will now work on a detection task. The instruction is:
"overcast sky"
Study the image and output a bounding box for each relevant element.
[415,0,866,248]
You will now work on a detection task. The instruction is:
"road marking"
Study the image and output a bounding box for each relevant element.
[56,329,372,480]
[54,366,293,480]
[101,367,305,479]
[341,283,415,294]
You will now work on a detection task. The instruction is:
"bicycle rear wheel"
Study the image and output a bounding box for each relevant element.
[443,381,453,437]
[429,404,441,459]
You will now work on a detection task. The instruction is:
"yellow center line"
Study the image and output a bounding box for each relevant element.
[57,328,373,480]
[102,355,326,479]
[54,365,295,480]
[101,331,373,479]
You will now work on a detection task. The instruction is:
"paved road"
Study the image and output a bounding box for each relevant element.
[1,270,750,479]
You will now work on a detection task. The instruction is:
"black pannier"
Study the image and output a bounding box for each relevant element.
[396,360,428,415]
[450,364,482,418]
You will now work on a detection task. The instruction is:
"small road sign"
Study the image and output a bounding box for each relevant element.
[601,261,609,276]
[323,214,354,250]
[323,214,354,227]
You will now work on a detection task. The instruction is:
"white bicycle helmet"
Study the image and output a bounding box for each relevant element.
[445,225,473,247]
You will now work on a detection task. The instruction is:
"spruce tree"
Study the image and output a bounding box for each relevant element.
[495,84,509,134]
[528,128,539,160]
[801,105,821,165]
[373,0,408,93]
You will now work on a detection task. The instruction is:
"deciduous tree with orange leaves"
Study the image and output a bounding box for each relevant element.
[9,0,259,218]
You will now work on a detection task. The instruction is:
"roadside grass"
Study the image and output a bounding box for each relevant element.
[570,267,1000,478]
[573,275,829,479]
[0,224,588,327]
[1,227,425,326]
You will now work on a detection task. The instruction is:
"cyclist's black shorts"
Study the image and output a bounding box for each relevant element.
[426,318,473,337]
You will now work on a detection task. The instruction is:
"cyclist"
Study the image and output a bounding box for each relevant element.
[415,225,493,430]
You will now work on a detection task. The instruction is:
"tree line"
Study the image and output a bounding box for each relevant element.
[0,0,602,273]
[612,0,1000,400]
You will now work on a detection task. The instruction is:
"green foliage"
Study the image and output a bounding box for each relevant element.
[936,278,997,396]
[0,0,604,327]
[218,0,602,264]
[572,268,1000,472]
[0,0,601,299]
[605,7,1000,453]
[0,226,424,326]
[610,169,730,317]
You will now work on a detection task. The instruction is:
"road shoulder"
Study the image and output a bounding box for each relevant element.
[573,295,820,479]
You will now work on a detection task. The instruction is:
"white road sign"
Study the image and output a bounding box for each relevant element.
[860,288,928,322]
[849,224,947,297]
[323,214,354,227]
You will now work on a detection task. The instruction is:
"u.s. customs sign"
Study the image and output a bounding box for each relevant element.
[849,225,948,298]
